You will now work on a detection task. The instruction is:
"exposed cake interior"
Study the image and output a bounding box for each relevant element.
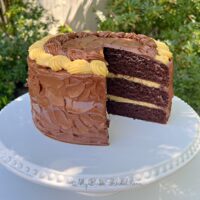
[28,32,174,145]
[104,46,173,123]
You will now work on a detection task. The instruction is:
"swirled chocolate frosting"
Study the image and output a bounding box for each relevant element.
[28,58,109,145]
[44,32,158,62]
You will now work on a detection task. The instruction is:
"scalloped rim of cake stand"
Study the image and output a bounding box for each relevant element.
[0,94,200,196]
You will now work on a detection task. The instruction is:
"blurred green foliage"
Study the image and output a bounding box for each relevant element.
[0,0,54,109]
[58,24,73,33]
[96,0,200,113]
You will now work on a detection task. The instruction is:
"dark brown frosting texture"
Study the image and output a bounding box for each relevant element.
[44,32,157,61]
[28,58,109,145]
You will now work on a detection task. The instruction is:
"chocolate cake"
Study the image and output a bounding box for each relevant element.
[27,32,174,145]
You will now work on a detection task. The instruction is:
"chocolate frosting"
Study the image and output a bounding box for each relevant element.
[28,58,109,145]
[44,32,157,62]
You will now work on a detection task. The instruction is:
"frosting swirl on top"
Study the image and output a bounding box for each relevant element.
[154,40,172,64]
[28,32,172,75]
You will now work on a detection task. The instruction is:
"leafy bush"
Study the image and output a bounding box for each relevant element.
[58,24,73,33]
[96,0,200,113]
[0,0,54,109]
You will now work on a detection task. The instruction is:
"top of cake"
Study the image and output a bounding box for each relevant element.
[28,32,172,76]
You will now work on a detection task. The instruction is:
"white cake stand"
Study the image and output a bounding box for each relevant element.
[0,93,199,196]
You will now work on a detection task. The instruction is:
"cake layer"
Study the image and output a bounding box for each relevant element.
[107,100,170,124]
[107,77,169,107]
[33,109,109,145]
[28,58,109,145]
[104,47,170,86]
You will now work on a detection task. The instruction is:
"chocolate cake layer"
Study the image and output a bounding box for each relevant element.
[107,100,171,124]
[107,77,169,107]
[104,46,173,124]
[104,47,170,86]
[28,58,109,145]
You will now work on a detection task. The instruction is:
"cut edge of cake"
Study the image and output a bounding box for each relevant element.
[103,45,173,124]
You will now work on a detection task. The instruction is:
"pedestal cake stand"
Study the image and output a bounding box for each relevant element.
[0,93,199,196]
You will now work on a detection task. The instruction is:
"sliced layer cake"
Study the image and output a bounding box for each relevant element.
[27,32,174,145]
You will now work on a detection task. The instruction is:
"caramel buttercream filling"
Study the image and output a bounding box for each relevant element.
[107,95,162,110]
[108,73,161,88]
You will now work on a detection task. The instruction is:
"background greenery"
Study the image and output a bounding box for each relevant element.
[0,0,74,109]
[0,0,54,108]
[96,0,200,114]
